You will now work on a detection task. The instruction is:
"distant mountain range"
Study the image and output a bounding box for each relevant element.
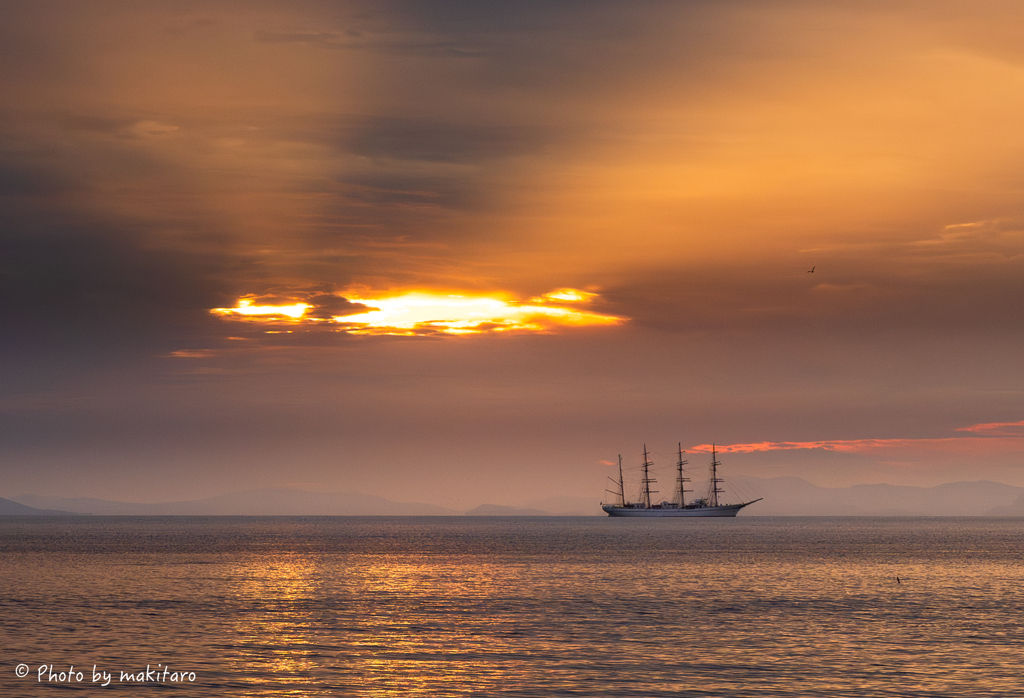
[463,504,551,516]
[5,478,1024,516]
[10,490,456,516]
[0,496,73,515]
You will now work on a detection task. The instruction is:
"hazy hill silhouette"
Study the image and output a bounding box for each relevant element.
[9,478,1024,516]
[0,496,73,515]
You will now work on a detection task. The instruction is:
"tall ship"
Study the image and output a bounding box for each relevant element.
[602,444,761,517]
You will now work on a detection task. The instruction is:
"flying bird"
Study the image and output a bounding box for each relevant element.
[807,266,815,273]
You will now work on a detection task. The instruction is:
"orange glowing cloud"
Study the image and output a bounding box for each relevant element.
[534,289,598,303]
[689,440,929,454]
[338,290,623,336]
[210,298,311,320]
[955,421,1024,436]
[691,421,1024,458]
[210,288,624,336]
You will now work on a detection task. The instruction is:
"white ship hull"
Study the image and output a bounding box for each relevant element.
[602,502,755,517]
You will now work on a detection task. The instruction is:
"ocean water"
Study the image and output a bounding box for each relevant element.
[2,517,1023,697]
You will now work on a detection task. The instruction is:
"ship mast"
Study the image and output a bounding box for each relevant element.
[618,455,626,507]
[641,444,657,508]
[710,444,723,507]
[676,443,691,506]
[605,454,627,507]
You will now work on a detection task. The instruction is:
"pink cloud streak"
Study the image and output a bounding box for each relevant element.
[690,427,1024,457]
[955,420,1024,436]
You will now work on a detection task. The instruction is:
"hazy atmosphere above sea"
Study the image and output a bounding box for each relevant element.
[2,1,1024,510]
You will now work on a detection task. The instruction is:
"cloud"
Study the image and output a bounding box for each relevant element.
[0,163,76,197]
[0,209,233,359]
[692,429,1024,457]
[253,31,358,49]
[3,0,1024,344]
[210,288,624,337]
[129,120,179,138]
[208,286,369,327]
[340,116,548,164]
[956,420,1024,436]
[252,29,486,58]
[690,440,940,455]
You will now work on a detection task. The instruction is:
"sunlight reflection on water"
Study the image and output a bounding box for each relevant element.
[2,517,1023,696]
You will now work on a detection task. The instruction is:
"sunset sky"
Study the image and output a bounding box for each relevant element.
[3,1,1024,508]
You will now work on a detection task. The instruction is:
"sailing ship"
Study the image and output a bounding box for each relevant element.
[601,443,762,517]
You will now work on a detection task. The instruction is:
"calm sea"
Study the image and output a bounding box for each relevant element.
[2,516,1022,696]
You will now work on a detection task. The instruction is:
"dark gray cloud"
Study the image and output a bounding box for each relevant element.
[0,163,76,197]
[253,29,486,57]
[341,116,547,164]
[305,291,367,319]
[0,212,232,357]
[608,248,1024,337]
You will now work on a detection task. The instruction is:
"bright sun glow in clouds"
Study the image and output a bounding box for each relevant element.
[340,291,620,335]
[211,298,310,319]
[210,289,624,336]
